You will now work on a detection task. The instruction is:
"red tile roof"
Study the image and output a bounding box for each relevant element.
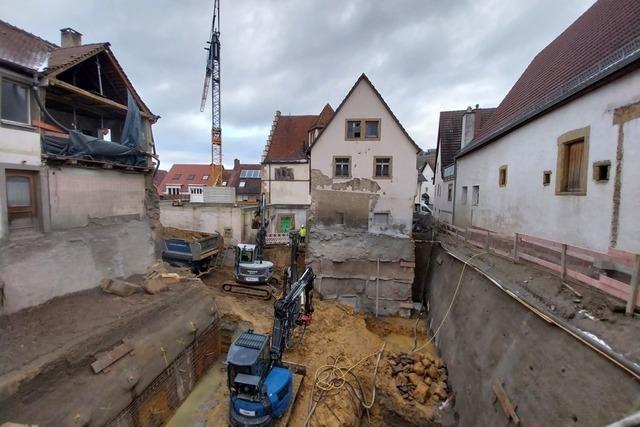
[264,114,319,162]
[153,170,168,193]
[310,103,334,129]
[158,164,218,193]
[0,19,154,118]
[0,19,55,72]
[462,0,640,157]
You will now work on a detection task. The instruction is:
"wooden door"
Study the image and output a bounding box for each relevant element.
[6,170,38,229]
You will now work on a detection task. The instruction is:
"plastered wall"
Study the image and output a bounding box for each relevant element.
[455,69,640,253]
[159,202,244,245]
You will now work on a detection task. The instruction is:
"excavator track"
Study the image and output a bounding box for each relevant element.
[222,282,273,300]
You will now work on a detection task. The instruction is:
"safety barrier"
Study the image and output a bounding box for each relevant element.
[439,222,640,315]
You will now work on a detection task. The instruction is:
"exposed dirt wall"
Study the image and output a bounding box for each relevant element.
[423,244,640,426]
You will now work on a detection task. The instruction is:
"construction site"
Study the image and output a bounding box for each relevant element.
[2,0,640,426]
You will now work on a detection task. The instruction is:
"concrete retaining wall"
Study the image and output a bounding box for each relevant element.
[0,218,155,314]
[424,244,640,426]
[159,202,248,245]
[307,228,415,316]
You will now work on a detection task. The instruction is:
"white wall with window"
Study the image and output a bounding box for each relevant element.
[310,76,418,235]
[432,144,455,224]
[454,68,640,253]
[0,74,41,166]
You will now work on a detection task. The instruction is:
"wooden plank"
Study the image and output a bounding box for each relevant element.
[599,275,631,294]
[519,234,562,250]
[626,255,640,316]
[492,248,512,259]
[400,261,416,268]
[608,248,637,268]
[519,252,562,273]
[493,382,521,425]
[566,269,599,288]
[591,277,629,301]
[91,342,132,373]
[560,244,567,279]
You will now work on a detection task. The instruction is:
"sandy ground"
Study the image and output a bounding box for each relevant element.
[438,235,640,366]
[202,251,449,427]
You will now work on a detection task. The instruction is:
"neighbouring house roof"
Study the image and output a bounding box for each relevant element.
[459,0,640,158]
[310,103,334,129]
[223,160,262,195]
[264,115,319,162]
[436,108,495,175]
[309,73,422,153]
[153,169,168,192]
[0,20,56,72]
[159,164,218,193]
[425,150,436,172]
[0,19,155,118]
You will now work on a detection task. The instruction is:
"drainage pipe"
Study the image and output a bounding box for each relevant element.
[437,242,640,381]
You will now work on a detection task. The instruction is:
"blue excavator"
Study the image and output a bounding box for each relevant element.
[226,233,314,426]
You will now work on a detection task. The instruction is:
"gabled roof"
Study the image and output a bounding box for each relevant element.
[436,108,495,174]
[223,160,262,195]
[0,19,56,72]
[460,0,640,158]
[0,19,154,118]
[264,115,318,162]
[158,164,218,192]
[310,103,334,129]
[309,73,422,153]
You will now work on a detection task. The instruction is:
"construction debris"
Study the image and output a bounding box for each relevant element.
[99,278,143,297]
[388,352,449,404]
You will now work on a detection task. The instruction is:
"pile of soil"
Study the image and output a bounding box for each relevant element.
[162,226,214,240]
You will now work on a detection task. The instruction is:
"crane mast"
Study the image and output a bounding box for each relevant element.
[200,0,222,178]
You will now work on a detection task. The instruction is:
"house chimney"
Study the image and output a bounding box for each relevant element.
[234,158,240,169]
[60,28,82,48]
[461,106,476,149]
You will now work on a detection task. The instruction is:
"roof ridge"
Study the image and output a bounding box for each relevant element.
[0,19,58,49]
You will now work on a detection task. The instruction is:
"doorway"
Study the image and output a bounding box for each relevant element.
[6,170,39,231]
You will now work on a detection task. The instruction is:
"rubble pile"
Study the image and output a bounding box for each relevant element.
[388,351,449,405]
[100,261,197,297]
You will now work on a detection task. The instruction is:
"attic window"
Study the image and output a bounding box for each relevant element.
[172,174,182,180]
[222,181,227,186]
[239,181,246,188]
[346,120,361,139]
[543,170,552,186]
[187,174,196,180]
[203,175,209,180]
[346,119,380,140]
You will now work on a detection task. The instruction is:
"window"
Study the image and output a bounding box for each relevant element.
[187,174,196,180]
[222,181,227,186]
[172,174,181,180]
[374,157,392,178]
[593,161,611,182]
[543,171,552,186]
[336,212,345,225]
[1,79,30,124]
[472,185,480,206]
[6,170,38,230]
[373,212,389,225]
[499,165,507,187]
[346,120,361,139]
[346,119,381,140]
[275,167,294,181]
[461,186,468,205]
[189,187,202,194]
[556,127,589,195]
[239,181,246,188]
[447,183,453,202]
[203,175,209,180]
[240,169,260,178]
[437,184,441,197]
[166,186,180,195]
[334,157,351,178]
[364,120,380,139]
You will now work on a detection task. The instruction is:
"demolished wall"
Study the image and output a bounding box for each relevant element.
[424,244,640,425]
[307,228,415,316]
[0,217,154,314]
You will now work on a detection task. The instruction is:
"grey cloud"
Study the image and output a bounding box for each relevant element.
[4,0,592,168]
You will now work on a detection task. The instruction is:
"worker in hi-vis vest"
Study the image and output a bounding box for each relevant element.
[299,225,307,243]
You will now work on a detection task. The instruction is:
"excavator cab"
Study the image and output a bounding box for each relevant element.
[233,244,274,285]
[227,330,293,427]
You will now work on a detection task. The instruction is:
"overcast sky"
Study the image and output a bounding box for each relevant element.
[6,0,592,169]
